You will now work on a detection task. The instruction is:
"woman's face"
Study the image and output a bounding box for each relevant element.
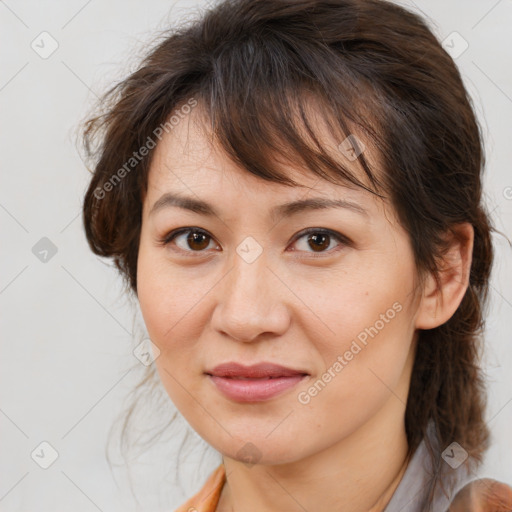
[137,109,424,465]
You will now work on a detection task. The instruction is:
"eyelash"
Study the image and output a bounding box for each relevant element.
[157,227,350,259]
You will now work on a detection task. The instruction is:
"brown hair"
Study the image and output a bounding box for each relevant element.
[81,0,495,507]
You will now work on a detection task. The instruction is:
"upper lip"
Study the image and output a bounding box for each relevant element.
[206,362,309,378]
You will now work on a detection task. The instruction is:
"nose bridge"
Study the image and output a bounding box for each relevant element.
[211,243,289,342]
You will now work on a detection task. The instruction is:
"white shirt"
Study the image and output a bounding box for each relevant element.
[384,421,479,512]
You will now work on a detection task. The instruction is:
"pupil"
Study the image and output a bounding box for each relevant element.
[309,233,328,252]
[188,231,209,250]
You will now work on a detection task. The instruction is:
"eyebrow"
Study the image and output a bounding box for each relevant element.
[149,192,369,220]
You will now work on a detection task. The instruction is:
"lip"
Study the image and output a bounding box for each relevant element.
[205,362,309,402]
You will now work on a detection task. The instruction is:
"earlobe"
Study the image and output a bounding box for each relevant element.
[414,223,474,330]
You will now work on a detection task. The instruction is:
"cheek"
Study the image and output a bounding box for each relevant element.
[302,256,416,405]
[137,263,202,414]
[136,245,213,399]
[294,307,414,445]
[136,266,171,345]
[302,259,412,355]
[136,244,199,346]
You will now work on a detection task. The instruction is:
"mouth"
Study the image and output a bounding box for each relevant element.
[205,362,309,402]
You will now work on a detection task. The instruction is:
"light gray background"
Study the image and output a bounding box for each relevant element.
[1,0,511,510]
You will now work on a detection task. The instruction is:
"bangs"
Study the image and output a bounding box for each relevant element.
[186,33,388,197]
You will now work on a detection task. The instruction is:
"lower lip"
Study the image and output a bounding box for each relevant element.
[208,374,307,402]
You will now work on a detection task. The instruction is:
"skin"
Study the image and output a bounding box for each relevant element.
[136,106,474,512]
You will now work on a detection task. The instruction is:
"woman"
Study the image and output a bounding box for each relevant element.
[81,0,512,510]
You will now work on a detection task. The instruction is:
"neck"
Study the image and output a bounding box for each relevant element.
[216,397,411,512]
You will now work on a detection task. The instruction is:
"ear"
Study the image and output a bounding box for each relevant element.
[414,223,474,330]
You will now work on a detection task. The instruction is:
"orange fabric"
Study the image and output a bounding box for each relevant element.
[174,464,226,512]
[449,478,512,512]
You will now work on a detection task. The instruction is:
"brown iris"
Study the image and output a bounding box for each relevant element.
[187,231,210,251]
[307,233,330,252]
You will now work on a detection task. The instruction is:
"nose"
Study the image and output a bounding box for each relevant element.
[210,250,291,343]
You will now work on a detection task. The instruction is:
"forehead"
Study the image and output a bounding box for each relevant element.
[145,103,379,208]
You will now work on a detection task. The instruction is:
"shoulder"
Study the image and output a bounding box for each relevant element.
[448,478,512,512]
[174,464,226,512]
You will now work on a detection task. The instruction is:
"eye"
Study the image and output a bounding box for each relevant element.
[158,227,350,257]
[289,228,349,257]
[159,227,218,255]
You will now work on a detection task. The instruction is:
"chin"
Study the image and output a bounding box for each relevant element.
[213,433,308,466]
